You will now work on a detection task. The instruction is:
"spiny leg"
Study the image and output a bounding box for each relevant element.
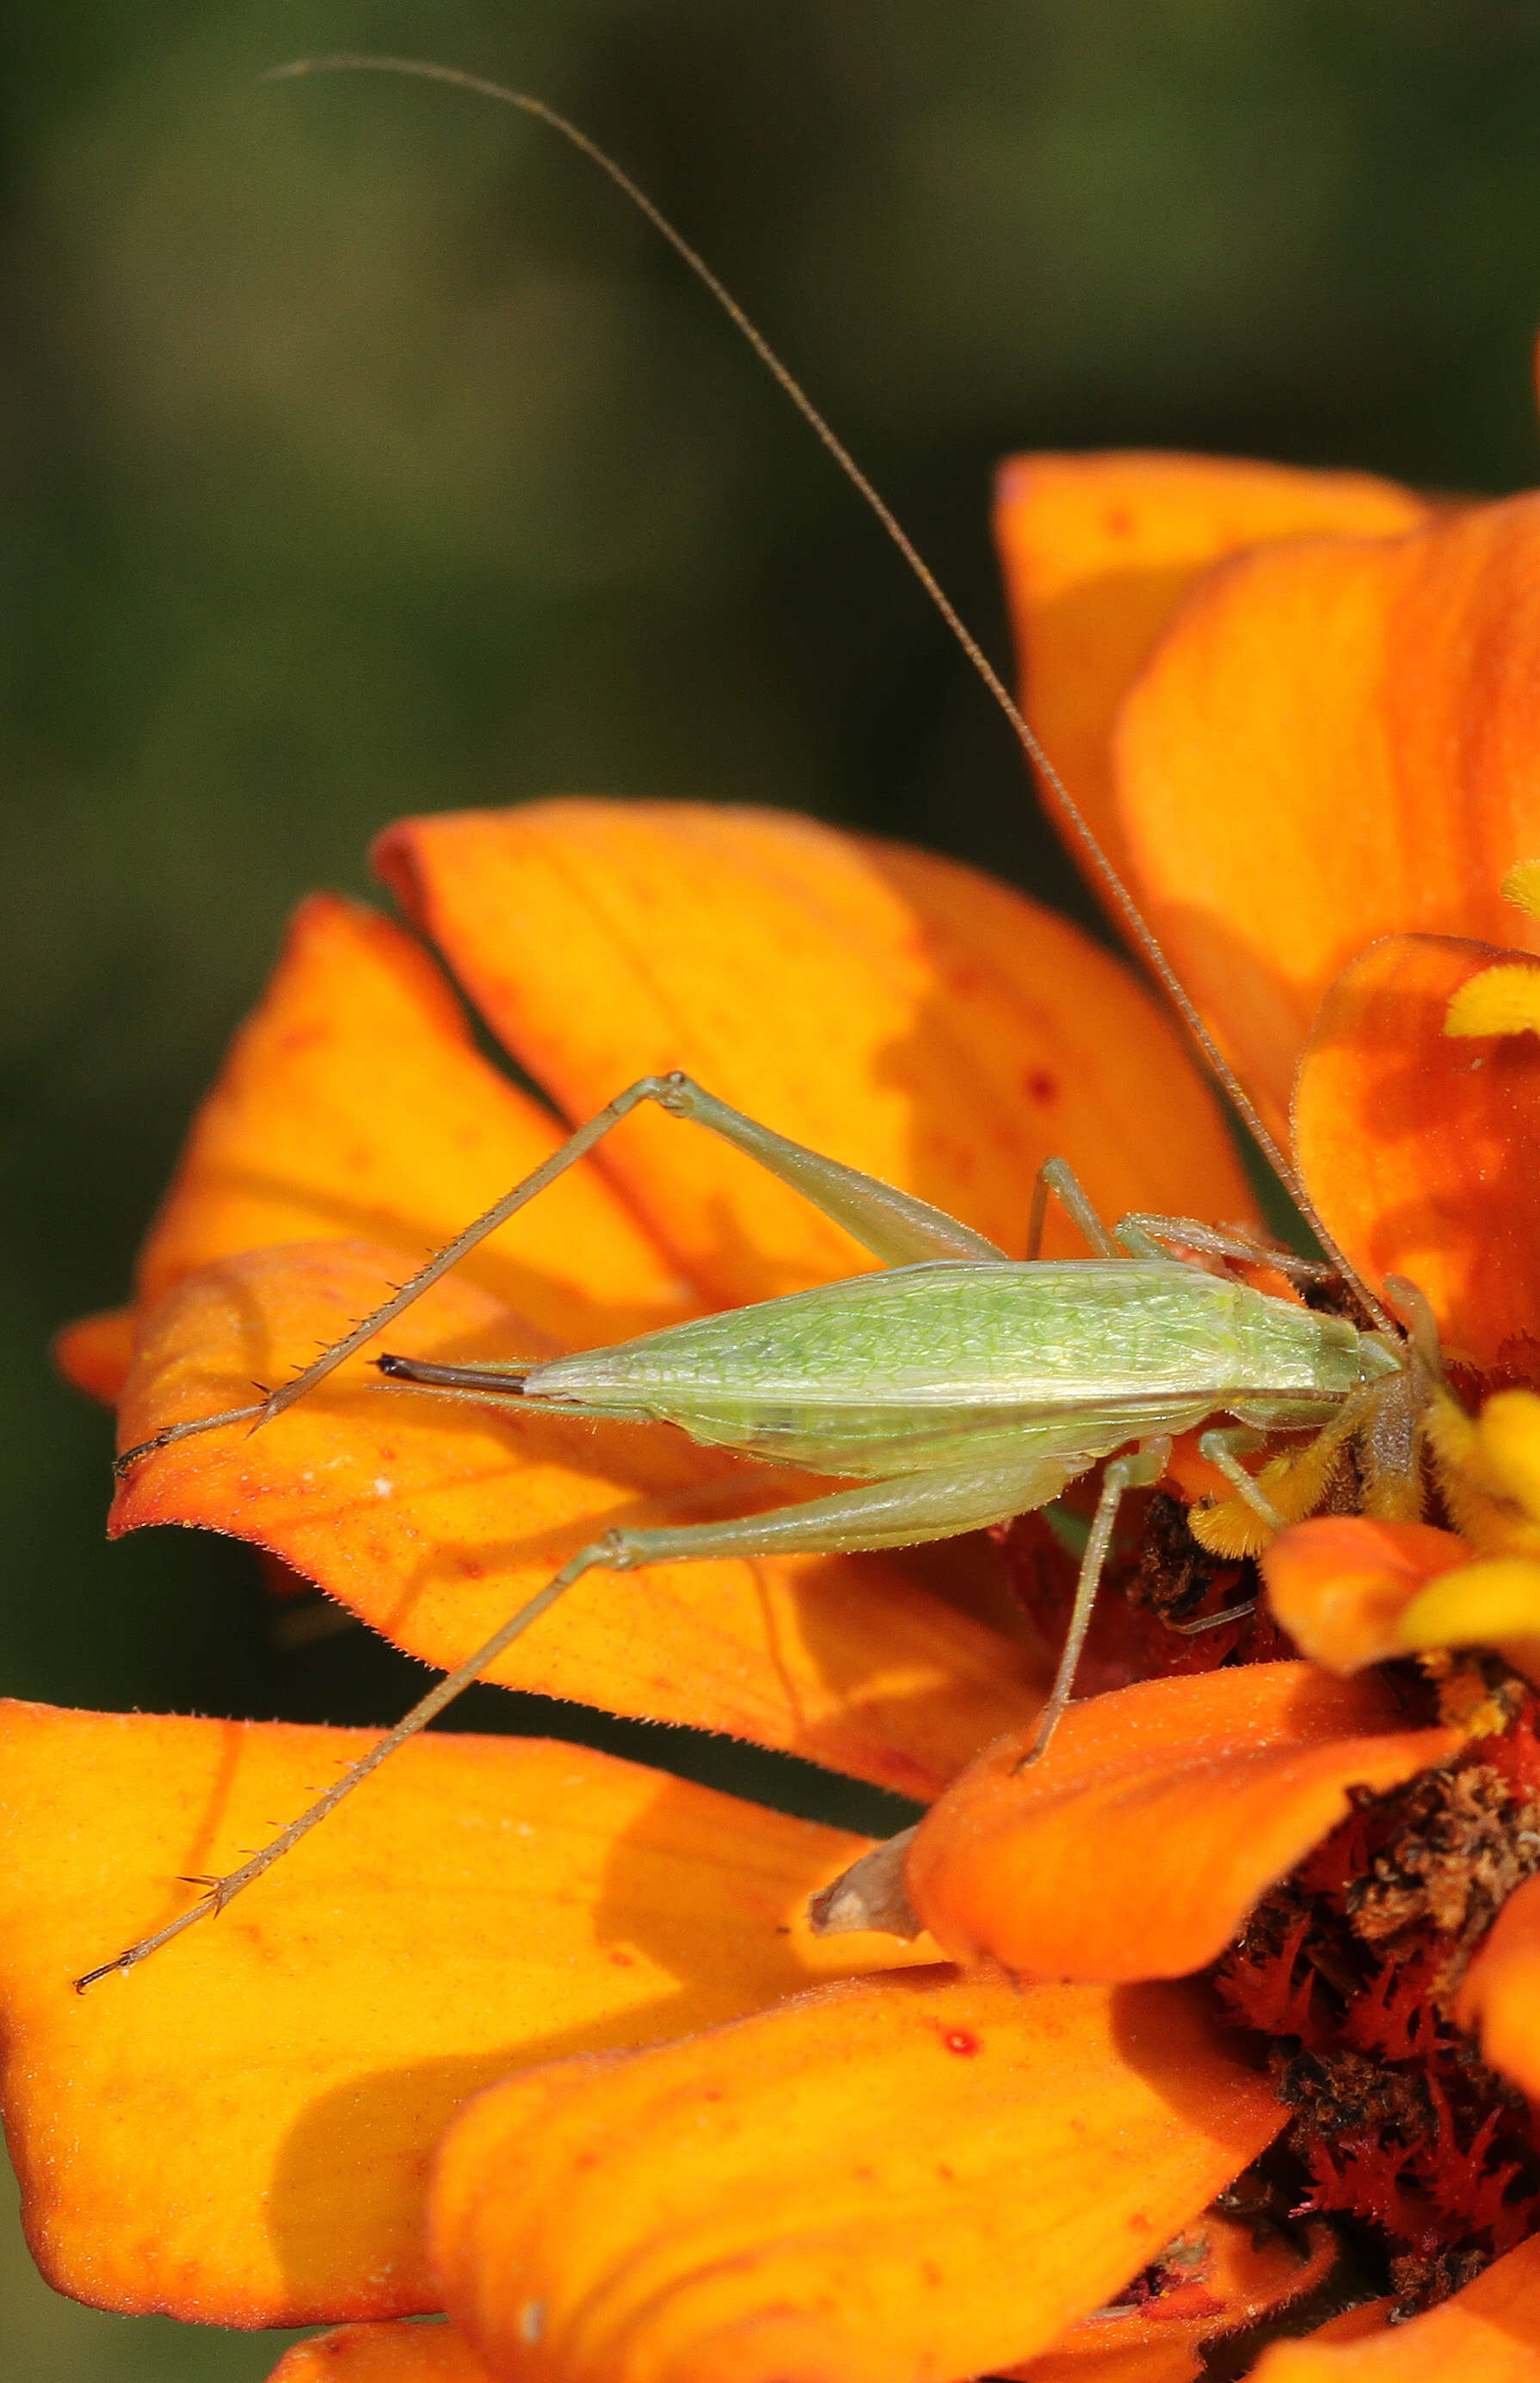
[1119,1213,1339,1285]
[114,1075,681,1470]
[77,1449,1056,1987]
[1016,1435,1173,1767]
[115,1071,1003,1475]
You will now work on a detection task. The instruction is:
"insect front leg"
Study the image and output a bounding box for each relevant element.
[115,1071,1002,1473]
[77,1448,1066,1987]
[1196,1424,1285,1532]
[1037,1186,1349,1288]
[1120,1213,1339,1287]
[1017,1435,1174,1767]
[1143,1424,1272,1639]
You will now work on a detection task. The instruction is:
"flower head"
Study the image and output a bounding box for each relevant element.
[9,410,1540,2376]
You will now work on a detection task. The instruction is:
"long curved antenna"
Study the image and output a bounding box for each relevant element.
[266,53,1389,1333]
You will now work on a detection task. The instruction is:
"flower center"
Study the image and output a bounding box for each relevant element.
[1006,1490,1540,2316]
[1215,1675,1540,2314]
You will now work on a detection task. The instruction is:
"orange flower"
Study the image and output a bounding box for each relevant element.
[9,416,1540,2375]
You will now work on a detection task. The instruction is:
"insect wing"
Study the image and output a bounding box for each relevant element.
[497,1258,1356,1471]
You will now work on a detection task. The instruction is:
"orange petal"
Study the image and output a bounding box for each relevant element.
[132,891,693,1355]
[1250,2232,1540,2381]
[1293,933,1540,1365]
[1263,1516,1474,1672]
[54,1306,137,1403]
[429,1967,1284,2383]
[1116,496,1540,1139]
[995,452,1426,894]
[1003,2219,1338,2383]
[268,2325,496,2382]
[373,799,1256,1299]
[905,1663,1457,1979]
[1456,1869,1540,2098]
[112,1243,1038,1795]
[0,1698,929,2325]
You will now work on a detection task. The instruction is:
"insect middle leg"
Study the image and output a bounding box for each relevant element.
[1017,1434,1173,1767]
[1026,1157,1123,1260]
[1026,1157,1186,1264]
[78,1447,1068,1986]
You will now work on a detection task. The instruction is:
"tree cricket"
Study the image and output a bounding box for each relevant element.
[77,59,1440,1988]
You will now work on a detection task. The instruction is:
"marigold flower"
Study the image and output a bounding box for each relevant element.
[9,412,1540,2376]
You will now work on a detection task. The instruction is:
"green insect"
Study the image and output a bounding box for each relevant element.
[82,60,1438,1987]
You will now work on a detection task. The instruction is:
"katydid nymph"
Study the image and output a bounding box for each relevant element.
[79,59,1439,1989]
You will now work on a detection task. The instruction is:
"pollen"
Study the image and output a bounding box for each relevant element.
[1445,961,1540,1041]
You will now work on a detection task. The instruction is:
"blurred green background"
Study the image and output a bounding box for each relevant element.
[7,0,1540,2371]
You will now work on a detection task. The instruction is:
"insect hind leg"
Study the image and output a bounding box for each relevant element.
[77,1448,1063,1988]
[650,1076,1005,1265]
[115,1071,1002,1477]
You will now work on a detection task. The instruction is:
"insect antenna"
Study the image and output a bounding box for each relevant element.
[266,52,1389,1334]
[77,83,1416,1985]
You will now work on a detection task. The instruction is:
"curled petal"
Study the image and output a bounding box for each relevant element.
[1468,1389,1540,1522]
[1262,1516,1473,1672]
[1250,2232,1540,2380]
[1117,497,1540,1139]
[268,2326,495,2381]
[112,1243,1038,1793]
[0,1699,925,2325]
[1396,1560,1540,1687]
[54,1306,137,1403]
[373,798,1254,1296]
[904,1664,1457,1980]
[1293,934,1540,1367]
[1457,1870,1540,2099]
[1426,1393,1540,1609]
[994,451,1426,896]
[430,1967,1284,2383]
